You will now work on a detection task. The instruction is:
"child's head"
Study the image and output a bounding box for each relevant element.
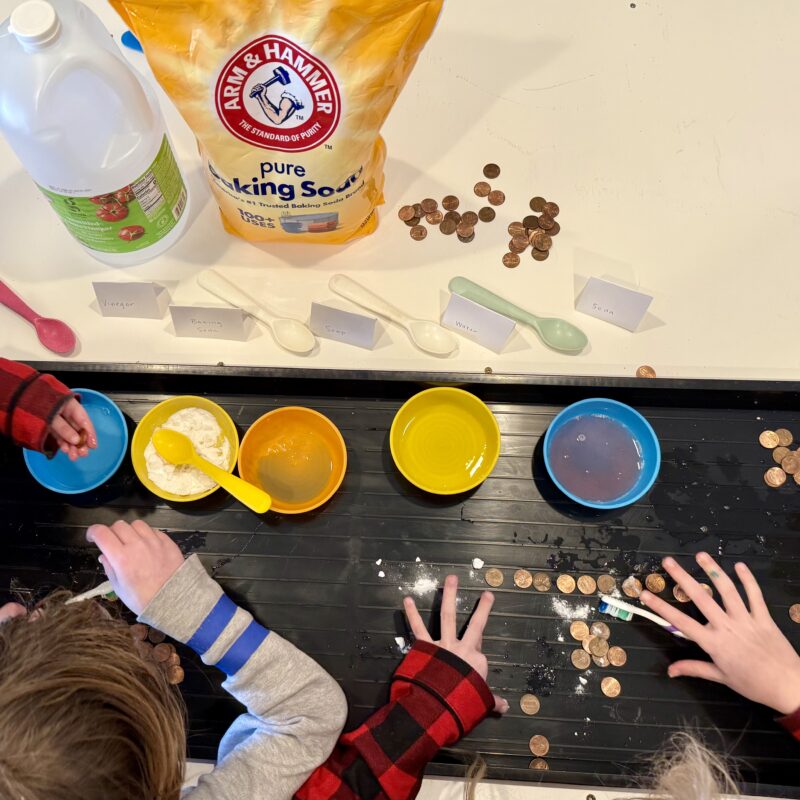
[0,593,186,800]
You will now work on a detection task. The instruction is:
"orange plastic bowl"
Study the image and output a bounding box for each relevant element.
[238,407,347,514]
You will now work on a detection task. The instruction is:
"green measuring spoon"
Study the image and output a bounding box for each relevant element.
[448,276,588,354]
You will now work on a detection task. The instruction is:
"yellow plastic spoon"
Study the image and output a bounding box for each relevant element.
[152,429,271,514]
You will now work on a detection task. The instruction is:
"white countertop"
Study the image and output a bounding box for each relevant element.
[2,0,800,381]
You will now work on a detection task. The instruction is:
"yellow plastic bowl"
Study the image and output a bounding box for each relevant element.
[131,396,239,503]
[238,407,347,514]
[390,387,501,495]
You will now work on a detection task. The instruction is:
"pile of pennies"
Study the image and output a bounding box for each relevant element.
[503,196,561,268]
[759,428,800,489]
[130,622,185,685]
[569,618,625,692]
[397,163,504,243]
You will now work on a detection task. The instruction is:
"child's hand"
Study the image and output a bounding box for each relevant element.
[0,602,26,623]
[641,552,800,715]
[86,520,184,615]
[51,398,97,461]
[404,574,509,714]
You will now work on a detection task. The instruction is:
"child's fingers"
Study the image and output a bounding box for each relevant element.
[462,591,494,649]
[130,520,158,539]
[440,575,459,645]
[62,399,97,448]
[403,597,432,642]
[667,659,725,684]
[98,554,119,585]
[109,520,139,544]
[50,415,81,446]
[86,524,125,564]
[640,589,706,643]
[695,552,747,617]
[492,694,509,714]
[734,562,769,618]
[662,556,725,625]
[0,602,27,623]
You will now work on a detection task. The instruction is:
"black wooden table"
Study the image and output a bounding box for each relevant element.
[2,365,799,797]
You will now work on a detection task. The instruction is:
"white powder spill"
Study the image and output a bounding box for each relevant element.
[415,556,421,562]
[375,558,382,566]
[557,633,564,642]
[579,676,588,686]
[410,577,438,596]
[378,571,385,578]
[472,558,485,569]
[575,682,586,695]
[551,597,592,620]
[395,636,411,654]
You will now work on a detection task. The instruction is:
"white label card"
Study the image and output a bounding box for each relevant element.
[93,281,169,319]
[441,293,516,353]
[310,302,377,349]
[575,277,653,332]
[170,305,249,341]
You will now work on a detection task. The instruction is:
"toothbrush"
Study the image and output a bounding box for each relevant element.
[65,580,116,605]
[598,594,689,640]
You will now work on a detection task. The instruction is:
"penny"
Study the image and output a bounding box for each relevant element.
[773,446,791,465]
[764,467,787,488]
[484,568,504,588]
[645,573,666,594]
[404,216,420,226]
[425,210,443,225]
[147,628,166,644]
[537,214,555,231]
[478,206,496,222]
[514,569,534,589]
[166,652,181,667]
[570,620,590,641]
[699,583,713,596]
[444,210,461,223]
[474,181,491,198]
[622,576,643,598]
[789,604,800,623]
[153,643,174,663]
[130,623,149,641]
[77,429,88,448]
[543,201,560,217]
[601,676,622,698]
[556,574,576,594]
[510,235,529,253]
[776,428,794,447]
[530,196,546,212]
[548,221,561,236]
[398,205,416,222]
[577,575,597,595]
[592,654,610,667]
[520,693,541,715]
[503,252,520,269]
[420,198,438,214]
[782,454,800,475]
[608,646,627,667]
[442,195,459,211]
[673,585,691,603]
[134,640,153,660]
[589,621,610,640]
[457,232,475,244]
[588,637,609,658]
[636,365,657,379]
[461,211,480,227]
[410,225,427,241]
[597,575,616,594]
[487,189,505,206]
[166,664,185,685]
[532,231,552,251]
[533,573,551,592]
[571,649,591,670]
[582,636,598,654]
[508,221,526,237]
[456,222,475,238]
[483,163,501,179]
[412,203,423,218]
[529,735,550,757]
[439,218,457,235]
[522,215,539,230]
[529,758,549,770]
[759,430,780,449]
[531,249,549,261]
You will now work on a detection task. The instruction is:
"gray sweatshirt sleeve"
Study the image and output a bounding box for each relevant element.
[138,555,347,800]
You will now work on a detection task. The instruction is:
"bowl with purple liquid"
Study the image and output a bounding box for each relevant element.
[543,398,660,509]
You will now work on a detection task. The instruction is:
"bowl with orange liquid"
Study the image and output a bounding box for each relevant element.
[238,407,347,514]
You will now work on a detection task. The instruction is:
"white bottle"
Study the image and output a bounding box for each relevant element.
[0,0,189,266]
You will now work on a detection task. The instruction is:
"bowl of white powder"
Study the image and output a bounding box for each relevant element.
[131,396,239,502]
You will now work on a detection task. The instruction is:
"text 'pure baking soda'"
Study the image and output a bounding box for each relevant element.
[0,0,189,266]
[110,0,444,245]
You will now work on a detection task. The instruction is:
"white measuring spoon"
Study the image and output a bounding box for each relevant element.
[197,269,316,355]
[329,274,457,357]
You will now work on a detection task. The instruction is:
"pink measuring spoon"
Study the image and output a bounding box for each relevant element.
[0,280,77,355]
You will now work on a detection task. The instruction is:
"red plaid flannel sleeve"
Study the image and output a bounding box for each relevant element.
[0,358,73,454]
[778,705,800,741]
[294,641,495,800]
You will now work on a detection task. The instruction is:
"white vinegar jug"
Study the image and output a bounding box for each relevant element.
[0,0,189,265]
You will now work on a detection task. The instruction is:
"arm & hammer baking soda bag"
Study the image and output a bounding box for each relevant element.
[110,0,443,244]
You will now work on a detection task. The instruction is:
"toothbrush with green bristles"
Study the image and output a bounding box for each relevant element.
[598,594,689,639]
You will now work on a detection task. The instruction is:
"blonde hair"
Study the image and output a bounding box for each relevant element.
[0,593,186,800]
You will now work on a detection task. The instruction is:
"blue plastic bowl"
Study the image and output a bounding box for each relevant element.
[543,398,660,509]
[23,389,128,494]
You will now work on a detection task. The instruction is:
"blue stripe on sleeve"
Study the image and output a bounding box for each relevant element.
[186,594,237,656]
[216,620,270,676]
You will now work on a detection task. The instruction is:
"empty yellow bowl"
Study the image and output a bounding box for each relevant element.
[238,407,347,514]
[131,396,239,503]
[390,388,501,494]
